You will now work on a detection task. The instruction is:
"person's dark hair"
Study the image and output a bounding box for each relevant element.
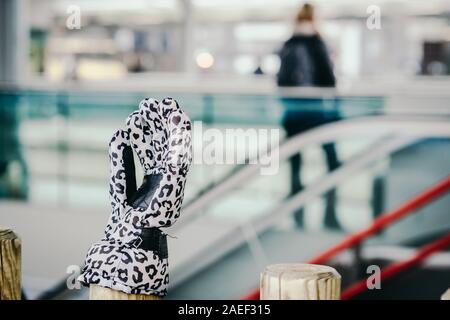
[296,3,314,23]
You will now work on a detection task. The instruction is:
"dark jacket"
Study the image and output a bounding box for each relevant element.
[277,34,335,87]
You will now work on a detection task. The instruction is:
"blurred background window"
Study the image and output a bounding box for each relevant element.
[21,0,450,81]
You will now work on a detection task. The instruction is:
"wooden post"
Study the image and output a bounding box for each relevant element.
[441,288,450,300]
[260,263,341,300]
[0,227,21,300]
[90,284,160,300]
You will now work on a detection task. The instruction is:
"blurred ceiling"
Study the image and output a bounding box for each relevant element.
[29,0,450,28]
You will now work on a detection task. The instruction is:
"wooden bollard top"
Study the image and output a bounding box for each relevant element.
[260,263,341,300]
[0,227,22,300]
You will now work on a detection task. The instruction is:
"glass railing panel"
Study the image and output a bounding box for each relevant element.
[0,87,417,222]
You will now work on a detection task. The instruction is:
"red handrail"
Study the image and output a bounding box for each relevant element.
[242,175,450,300]
[341,232,450,299]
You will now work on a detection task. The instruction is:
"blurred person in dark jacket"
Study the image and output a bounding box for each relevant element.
[278,3,341,229]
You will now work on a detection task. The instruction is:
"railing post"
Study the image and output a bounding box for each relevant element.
[0,227,22,300]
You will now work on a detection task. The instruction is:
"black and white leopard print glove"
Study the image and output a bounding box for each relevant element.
[78,98,192,296]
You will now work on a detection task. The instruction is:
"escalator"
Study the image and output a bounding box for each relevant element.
[163,116,450,299]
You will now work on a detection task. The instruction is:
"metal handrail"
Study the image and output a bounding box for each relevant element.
[242,175,450,300]
[174,116,450,231]
[168,117,450,286]
[341,232,450,299]
[171,135,415,286]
